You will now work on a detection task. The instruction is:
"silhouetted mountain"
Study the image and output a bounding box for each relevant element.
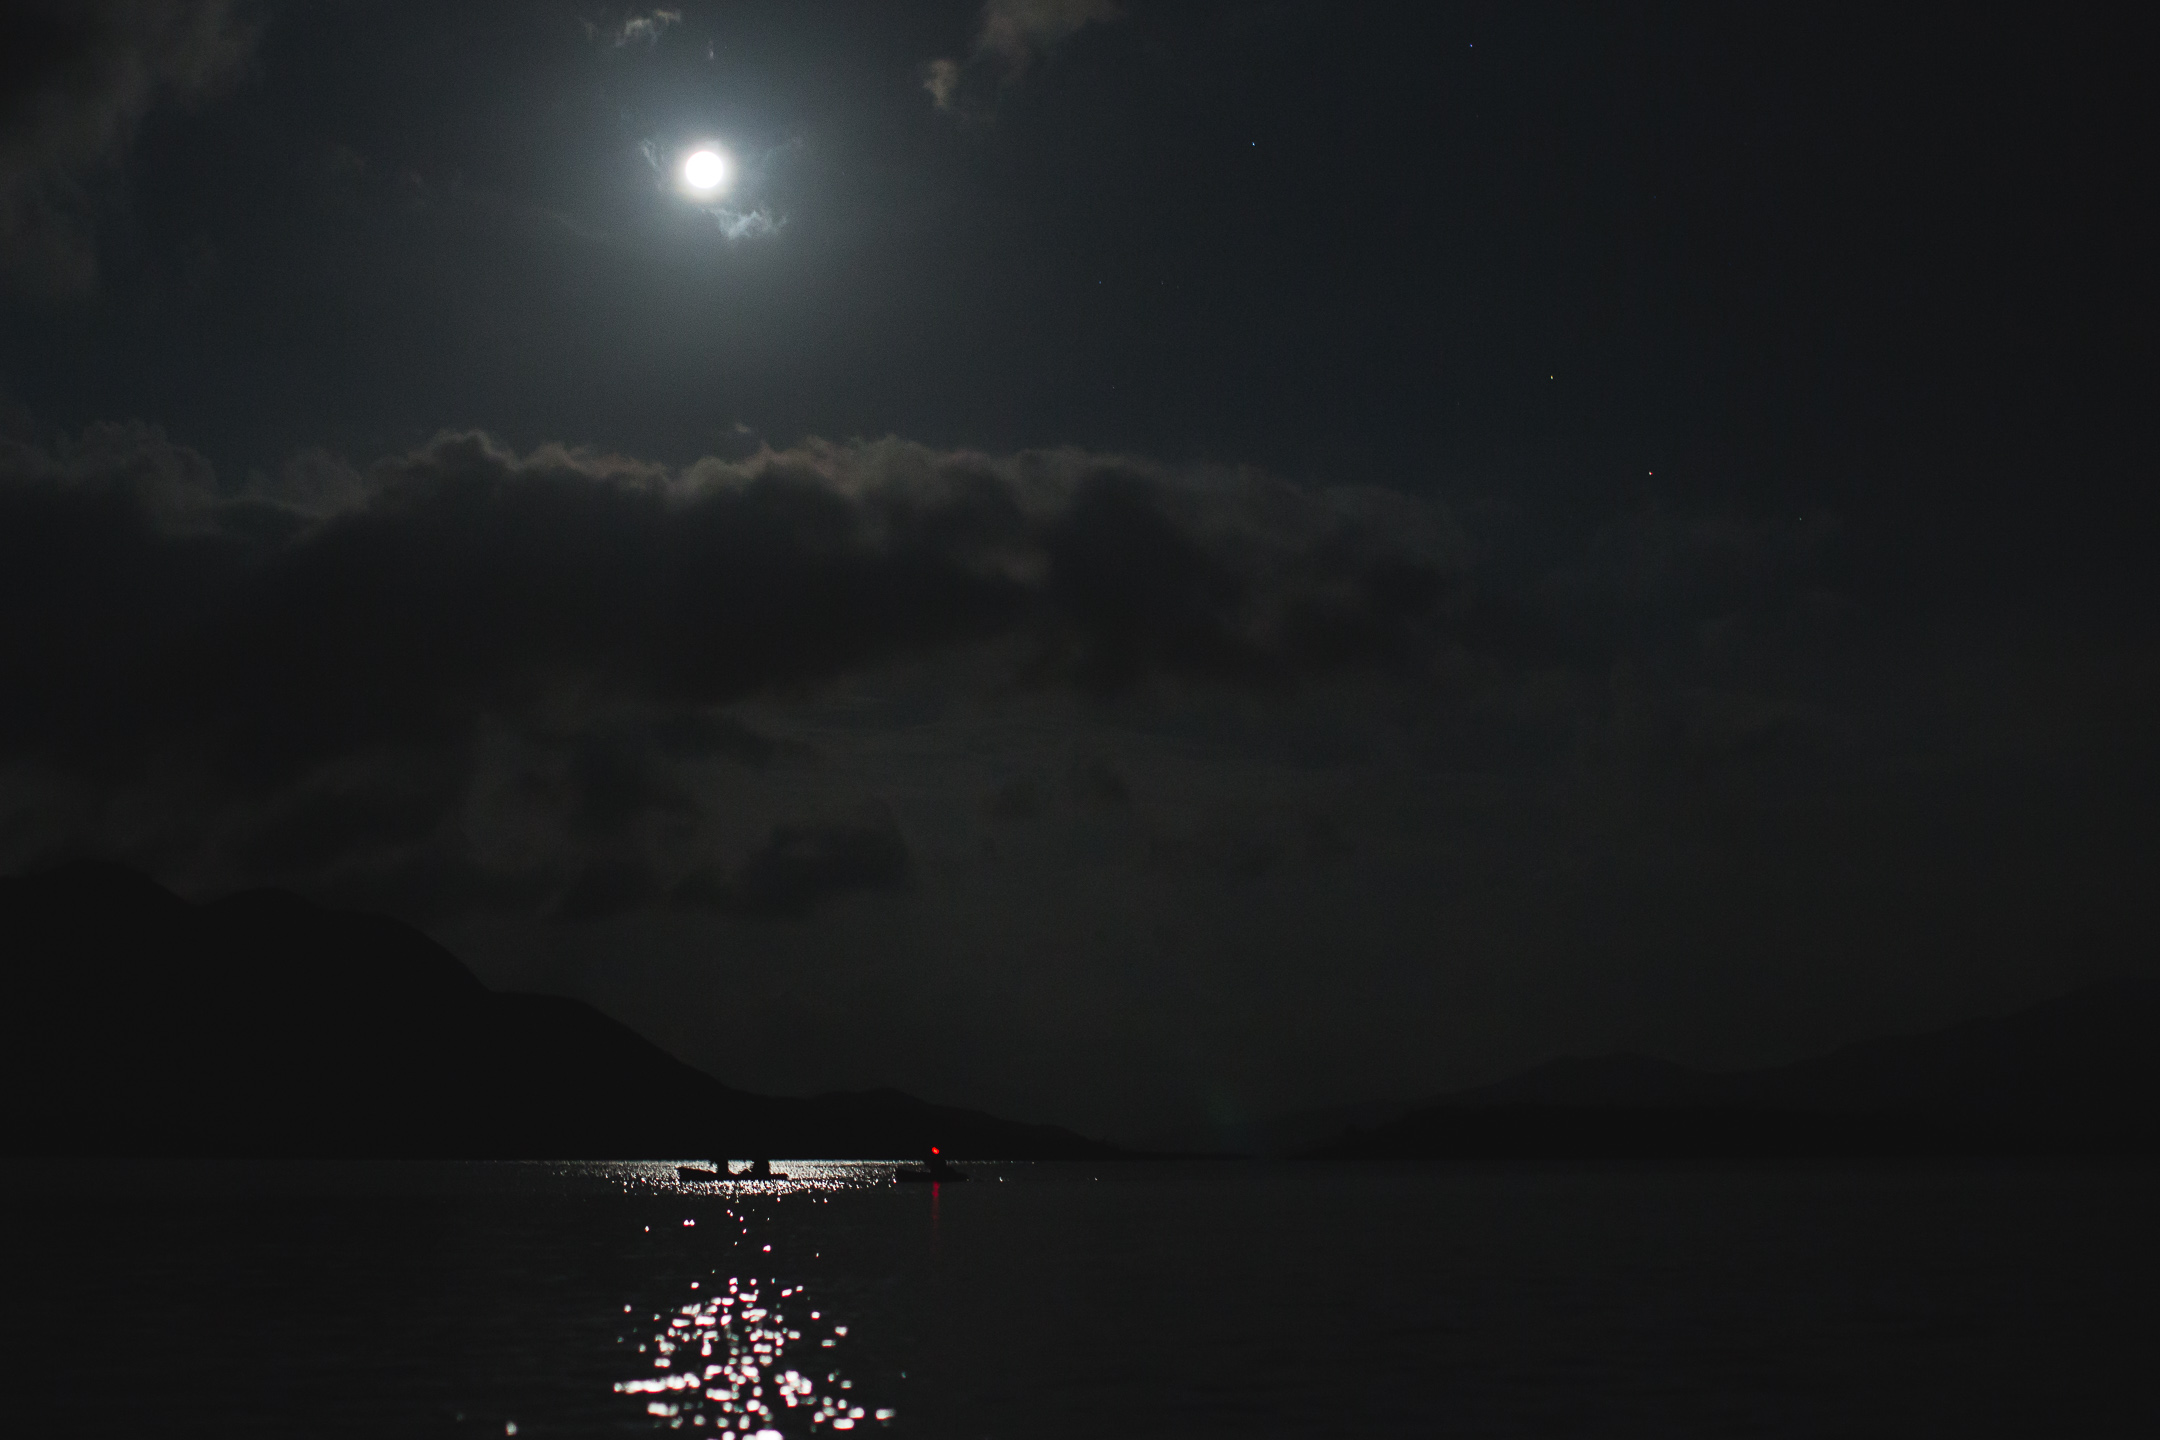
[0,863,1122,1160]
[1316,979,2160,1159]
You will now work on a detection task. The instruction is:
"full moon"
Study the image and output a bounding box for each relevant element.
[683,149,729,192]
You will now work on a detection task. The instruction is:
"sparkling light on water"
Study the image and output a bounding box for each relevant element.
[603,1162,900,1434]
[615,1278,885,1434]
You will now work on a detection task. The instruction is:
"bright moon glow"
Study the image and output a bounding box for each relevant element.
[683,149,729,191]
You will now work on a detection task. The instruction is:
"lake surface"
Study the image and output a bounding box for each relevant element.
[7,1160,2158,1437]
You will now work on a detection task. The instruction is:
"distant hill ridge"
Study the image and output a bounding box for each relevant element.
[1315,977,2160,1159]
[0,863,1121,1160]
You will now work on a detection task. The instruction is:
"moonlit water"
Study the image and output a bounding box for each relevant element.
[9,1160,2159,1437]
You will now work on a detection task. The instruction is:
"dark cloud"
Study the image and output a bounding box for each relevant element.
[556,859,663,924]
[225,747,468,874]
[1069,756,1129,807]
[0,429,1459,767]
[0,0,259,295]
[650,710,803,768]
[982,755,1128,823]
[558,730,697,841]
[676,812,914,921]
[985,777,1046,822]
[0,426,1456,918]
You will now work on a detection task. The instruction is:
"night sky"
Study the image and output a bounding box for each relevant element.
[3,0,2153,1142]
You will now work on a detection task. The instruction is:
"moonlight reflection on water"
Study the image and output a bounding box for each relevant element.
[605,1161,899,1435]
[614,1276,886,1434]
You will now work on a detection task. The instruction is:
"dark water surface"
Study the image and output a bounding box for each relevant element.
[7,1160,2157,1437]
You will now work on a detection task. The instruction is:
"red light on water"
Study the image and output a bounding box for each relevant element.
[930,1146,940,1155]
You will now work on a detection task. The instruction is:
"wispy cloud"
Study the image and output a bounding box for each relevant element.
[924,0,1124,114]
[975,0,1121,80]
[615,9,681,47]
[582,9,683,48]
[923,57,965,111]
[709,208,780,241]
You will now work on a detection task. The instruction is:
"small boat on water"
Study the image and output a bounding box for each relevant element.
[677,1165,724,1182]
[894,1147,966,1183]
